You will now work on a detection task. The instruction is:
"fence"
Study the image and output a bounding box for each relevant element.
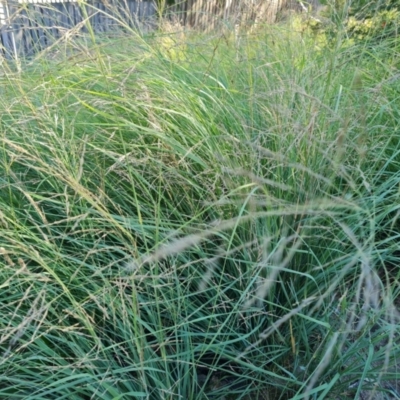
[0,0,156,59]
[167,0,301,30]
[0,0,322,59]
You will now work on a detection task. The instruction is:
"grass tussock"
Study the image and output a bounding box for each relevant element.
[1,11,400,400]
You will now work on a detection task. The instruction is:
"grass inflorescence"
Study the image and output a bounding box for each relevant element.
[0,9,400,400]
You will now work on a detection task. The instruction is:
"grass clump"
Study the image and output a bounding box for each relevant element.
[1,13,400,400]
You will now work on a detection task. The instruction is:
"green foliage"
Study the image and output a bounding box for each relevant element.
[320,0,400,44]
[0,13,400,400]
[346,8,398,40]
[349,0,399,18]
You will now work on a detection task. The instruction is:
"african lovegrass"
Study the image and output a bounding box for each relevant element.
[0,8,399,399]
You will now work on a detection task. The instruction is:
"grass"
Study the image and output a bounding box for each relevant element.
[1,7,400,399]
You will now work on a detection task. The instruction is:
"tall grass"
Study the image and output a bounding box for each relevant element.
[0,9,400,399]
